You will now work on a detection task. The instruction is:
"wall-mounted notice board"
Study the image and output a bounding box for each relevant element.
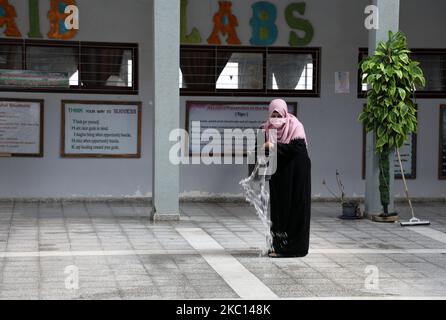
[61,101,142,158]
[186,101,298,156]
[0,99,44,157]
[439,105,446,179]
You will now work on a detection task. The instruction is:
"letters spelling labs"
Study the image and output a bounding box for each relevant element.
[2,1,314,45]
[182,1,314,46]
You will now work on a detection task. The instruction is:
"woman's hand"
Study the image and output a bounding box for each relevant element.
[263,142,274,150]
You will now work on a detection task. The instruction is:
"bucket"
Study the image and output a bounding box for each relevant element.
[342,202,359,218]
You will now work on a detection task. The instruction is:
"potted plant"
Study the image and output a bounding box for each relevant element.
[323,171,362,219]
[359,31,425,222]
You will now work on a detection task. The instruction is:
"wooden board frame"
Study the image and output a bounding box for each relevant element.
[185,101,298,157]
[61,100,142,159]
[0,98,44,158]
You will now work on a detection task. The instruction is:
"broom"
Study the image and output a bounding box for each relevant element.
[397,148,430,227]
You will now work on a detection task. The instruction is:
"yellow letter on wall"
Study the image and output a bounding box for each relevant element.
[47,0,78,40]
[0,0,22,37]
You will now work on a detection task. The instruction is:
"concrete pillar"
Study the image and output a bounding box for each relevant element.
[365,0,399,215]
[151,0,180,221]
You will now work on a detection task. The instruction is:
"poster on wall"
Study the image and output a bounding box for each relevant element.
[61,101,142,158]
[393,133,417,178]
[186,101,298,156]
[0,99,43,157]
[362,105,417,180]
[440,105,446,179]
[335,72,350,94]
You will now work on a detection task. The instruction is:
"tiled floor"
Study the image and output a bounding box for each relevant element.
[0,200,446,299]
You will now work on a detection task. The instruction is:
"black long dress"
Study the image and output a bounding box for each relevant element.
[269,138,311,257]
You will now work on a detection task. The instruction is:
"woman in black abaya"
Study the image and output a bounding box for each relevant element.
[262,99,312,258]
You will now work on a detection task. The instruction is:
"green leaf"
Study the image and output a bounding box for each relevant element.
[375,51,385,57]
[392,124,403,134]
[389,137,395,148]
[379,64,386,73]
[418,76,426,88]
[377,126,385,137]
[399,54,409,64]
[361,61,369,72]
[358,113,368,123]
[376,137,386,149]
[401,105,409,116]
[389,112,397,124]
[398,88,406,100]
[389,86,396,98]
[396,135,405,148]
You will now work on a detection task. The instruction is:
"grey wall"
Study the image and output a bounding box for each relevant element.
[180,0,446,199]
[0,0,154,198]
[0,0,445,199]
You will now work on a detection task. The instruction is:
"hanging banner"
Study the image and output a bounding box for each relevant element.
[0,99,43,157]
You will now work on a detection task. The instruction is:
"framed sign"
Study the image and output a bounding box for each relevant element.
[440,105,446,179]
[362,105,418,180]
[0,99,44,157]
[186,101,298,156]
[61,101,142,158]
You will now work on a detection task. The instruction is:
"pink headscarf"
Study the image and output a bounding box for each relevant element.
[263,99,307,145]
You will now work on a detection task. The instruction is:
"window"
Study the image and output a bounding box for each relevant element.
[180,45,320,97]
[26,45,79,87]
[216,52,263,90]
[0,39,138,94]
[357,48,368,96]
[267,53,314,91]
[81,46,135,90]
[0,44,22,70]
[358,48,446,98]
[180,46,215,92]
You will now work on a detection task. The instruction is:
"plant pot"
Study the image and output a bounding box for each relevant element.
[371,212,400,223]
[340,201,360,219]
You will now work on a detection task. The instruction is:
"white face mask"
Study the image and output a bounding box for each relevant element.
[270,118,286,128]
